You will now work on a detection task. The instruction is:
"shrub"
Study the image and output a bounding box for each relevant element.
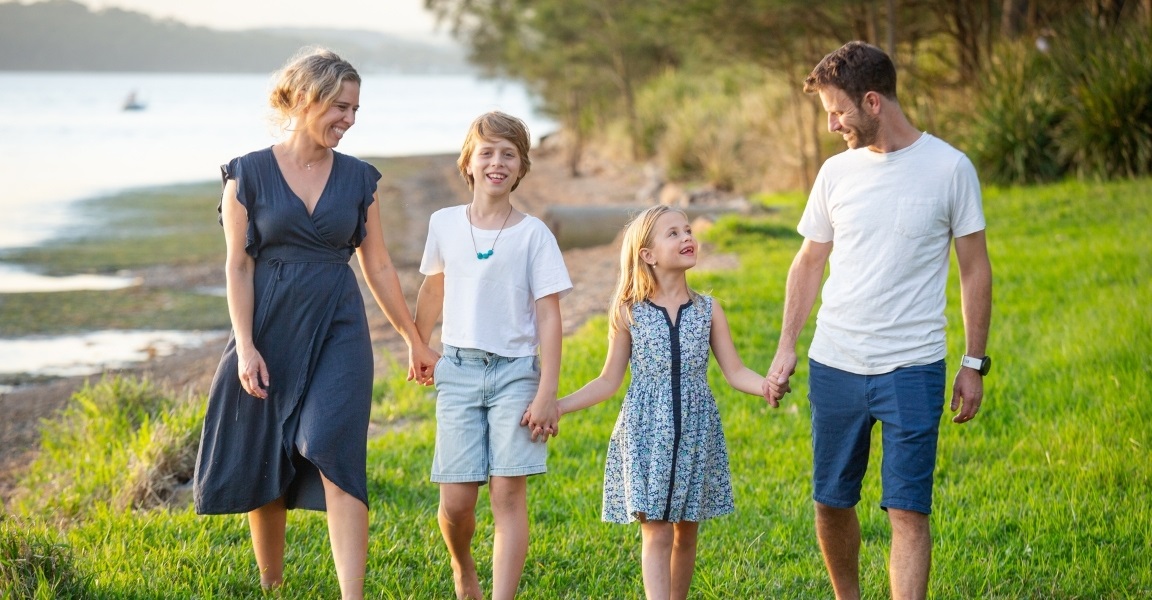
[12,376,203,519]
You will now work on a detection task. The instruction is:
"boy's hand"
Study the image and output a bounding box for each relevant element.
[521,396,560,442]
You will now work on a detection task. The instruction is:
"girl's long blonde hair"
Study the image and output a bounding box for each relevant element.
[608,205,694,337]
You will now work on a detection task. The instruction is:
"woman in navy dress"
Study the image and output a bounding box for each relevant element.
[193,47,437,599]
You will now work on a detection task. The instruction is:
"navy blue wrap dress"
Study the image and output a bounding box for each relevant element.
[194,147,381,514]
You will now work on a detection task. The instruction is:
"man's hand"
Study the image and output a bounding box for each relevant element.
[950,368,984,423]
[763,348,798,408]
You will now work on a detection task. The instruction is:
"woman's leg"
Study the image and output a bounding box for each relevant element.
[247,496,287,589]
[640,519,674,600]
[322,474,367,600]
[670,521,700,600]
[440,482,483,599]
[489,475,529,600]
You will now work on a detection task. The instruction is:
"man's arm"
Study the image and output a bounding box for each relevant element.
[951,230,992,423]
[765,239,832,406]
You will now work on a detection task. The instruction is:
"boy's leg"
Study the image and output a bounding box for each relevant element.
[489,475,529,600]
[439,482,483,600]
[640,519,674,600]
[321,474,367,600]
[669,521,699,600]
[247,496,287,589]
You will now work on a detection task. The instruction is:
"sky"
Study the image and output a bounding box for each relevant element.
[56,0,451,41]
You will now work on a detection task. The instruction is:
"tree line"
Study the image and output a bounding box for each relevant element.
[426,0,1152,189]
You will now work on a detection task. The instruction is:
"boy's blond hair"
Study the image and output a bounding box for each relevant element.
[609,205,697,337]
[457,111,533,191]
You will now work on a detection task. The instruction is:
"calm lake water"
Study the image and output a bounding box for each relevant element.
[0,71,555,383]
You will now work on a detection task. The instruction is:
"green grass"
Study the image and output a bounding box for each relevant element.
[5,178,1151,598]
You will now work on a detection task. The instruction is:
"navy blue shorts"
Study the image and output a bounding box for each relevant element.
[808,359,945,514]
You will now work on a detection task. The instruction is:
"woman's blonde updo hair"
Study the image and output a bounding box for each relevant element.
[268,47,360,132]
[608,205,695,337]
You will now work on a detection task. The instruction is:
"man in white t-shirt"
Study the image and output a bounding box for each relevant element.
[764,42,992,600]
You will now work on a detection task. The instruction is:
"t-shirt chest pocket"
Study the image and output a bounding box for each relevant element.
[895,197,944,239]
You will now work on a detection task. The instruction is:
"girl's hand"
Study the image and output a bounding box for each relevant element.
[237,347,270,399]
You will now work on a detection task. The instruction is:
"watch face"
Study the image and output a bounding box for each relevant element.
[980,356,992,376]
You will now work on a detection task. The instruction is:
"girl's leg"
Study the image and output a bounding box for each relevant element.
[247,496,287,589]
[321,474,368,600]
[640,519,674,600]
[670,521,700,600]
[439,482,483,599]
[489,475,529,600]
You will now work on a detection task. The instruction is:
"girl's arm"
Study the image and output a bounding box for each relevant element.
[355,197,439,384]
[710,301,768,397]
[220,180,267,399]
[557,306,632,415]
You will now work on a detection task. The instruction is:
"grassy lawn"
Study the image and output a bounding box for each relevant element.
[3,177,1150,598]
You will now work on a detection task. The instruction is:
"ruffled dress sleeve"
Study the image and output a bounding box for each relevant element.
[348,160,382,248]
[218,156,261,258]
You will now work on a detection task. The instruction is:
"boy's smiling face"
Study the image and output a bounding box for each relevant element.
[466,136,523,197]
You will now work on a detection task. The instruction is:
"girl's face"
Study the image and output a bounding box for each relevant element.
[301,80,359,148]
[467,137,522,197]
[641,211,697,270]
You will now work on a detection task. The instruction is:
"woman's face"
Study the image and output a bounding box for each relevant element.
[301,80,359,148]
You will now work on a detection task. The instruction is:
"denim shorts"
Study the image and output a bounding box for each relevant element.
[430,345,546,483]
[808,359,946,514]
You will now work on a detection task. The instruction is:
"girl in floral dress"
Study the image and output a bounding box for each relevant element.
[553,205,768,599]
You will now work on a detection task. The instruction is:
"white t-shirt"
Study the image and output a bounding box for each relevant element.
[798,133,985,375]
[420,205,572,357]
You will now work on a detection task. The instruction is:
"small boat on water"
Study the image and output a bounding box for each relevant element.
[122,91,146,111]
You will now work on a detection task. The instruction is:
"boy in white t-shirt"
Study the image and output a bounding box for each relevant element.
[415,111,571,600]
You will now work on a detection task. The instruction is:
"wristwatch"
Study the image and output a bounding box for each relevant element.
[961,355,992,376]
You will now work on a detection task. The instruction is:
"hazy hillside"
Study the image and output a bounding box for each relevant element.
[0,0,470,73]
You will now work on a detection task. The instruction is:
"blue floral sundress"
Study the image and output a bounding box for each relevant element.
[602,295,735,524]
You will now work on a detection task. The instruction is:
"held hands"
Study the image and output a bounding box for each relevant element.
[950,367,984,423]
[407,342,440,386]
[763,349,797,408]
[237,347,270,399]
[520,395,560,443]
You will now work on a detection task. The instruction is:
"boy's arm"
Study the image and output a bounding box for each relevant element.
[414,273,444,347]
[523,292,562,441]
[709,301,768,397]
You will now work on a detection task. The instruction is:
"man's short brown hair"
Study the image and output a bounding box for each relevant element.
[804,41,898,106]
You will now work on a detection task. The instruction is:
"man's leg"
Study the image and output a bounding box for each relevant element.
[815,501,861,600]
[888,508,930,600]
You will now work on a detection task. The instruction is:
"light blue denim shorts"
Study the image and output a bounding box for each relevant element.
[430,345,546,483]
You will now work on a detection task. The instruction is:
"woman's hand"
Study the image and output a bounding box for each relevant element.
[237,347,270,399]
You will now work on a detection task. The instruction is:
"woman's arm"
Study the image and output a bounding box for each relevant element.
[220,180,267,399]
[355,197,439,383]
[709,301,768,397]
